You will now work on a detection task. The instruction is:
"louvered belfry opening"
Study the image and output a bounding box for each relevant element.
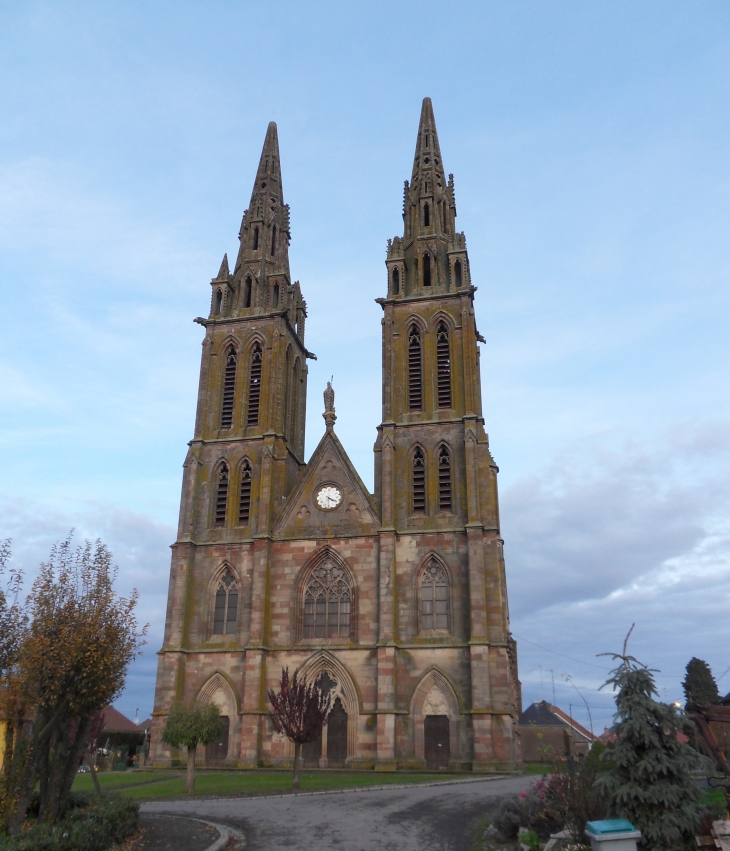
[438,445,452,511]
[238,460,252,524]
[220,345,237,428]
[214,464,229,527]
[436,322,451,409]
[213,568,238,634]
[408,325,423,411]
[247,343,263,425]
[412,447,426,514]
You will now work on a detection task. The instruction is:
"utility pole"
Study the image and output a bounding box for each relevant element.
[550,670,556,705]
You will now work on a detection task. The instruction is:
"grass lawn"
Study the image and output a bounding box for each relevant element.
[73,769,476,799]
[523,763,549,775]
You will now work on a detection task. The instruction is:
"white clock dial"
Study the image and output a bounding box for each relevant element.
[316,485,342,510]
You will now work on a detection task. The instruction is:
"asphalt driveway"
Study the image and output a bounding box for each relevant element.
[141,774,531,851]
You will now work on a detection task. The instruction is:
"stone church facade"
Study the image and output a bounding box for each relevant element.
[151,99,522,771]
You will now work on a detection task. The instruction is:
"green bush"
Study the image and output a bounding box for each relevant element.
[0,796,138,851]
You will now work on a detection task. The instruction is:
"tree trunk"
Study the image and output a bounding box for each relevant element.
[186,745,196,794]
[293,741,301,790]
[85,753,102,796]
[55,716,92,820]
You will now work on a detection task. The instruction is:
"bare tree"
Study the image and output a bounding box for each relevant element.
[268,668,332,789]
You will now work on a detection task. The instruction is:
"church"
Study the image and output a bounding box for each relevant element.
[151,98,522,771]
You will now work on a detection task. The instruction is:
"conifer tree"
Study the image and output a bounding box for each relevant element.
[683,657,721,706]
[598,630,706,851]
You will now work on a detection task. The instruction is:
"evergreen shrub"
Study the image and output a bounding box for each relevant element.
[0,796,138,851]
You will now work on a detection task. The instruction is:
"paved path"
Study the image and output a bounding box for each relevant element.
[130,814,220,851]
[142,775,531,851]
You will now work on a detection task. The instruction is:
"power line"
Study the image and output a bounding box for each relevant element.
[513,633,610,671]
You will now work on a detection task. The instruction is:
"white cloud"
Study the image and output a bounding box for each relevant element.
[506,424,730,730]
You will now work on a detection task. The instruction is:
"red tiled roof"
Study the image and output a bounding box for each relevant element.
[101,706,139,732]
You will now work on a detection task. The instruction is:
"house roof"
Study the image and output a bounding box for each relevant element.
[519,700,596,741]
[101,706,139,733]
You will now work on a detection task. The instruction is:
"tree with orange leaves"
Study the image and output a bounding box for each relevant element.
[0,535,146,836]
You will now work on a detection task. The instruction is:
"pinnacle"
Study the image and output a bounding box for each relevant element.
[217,253,229,279]
[412,96,443,179]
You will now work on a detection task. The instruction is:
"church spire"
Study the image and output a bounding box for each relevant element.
[411,96,444,181]
[383,97,465,299]
[235,121,291,278]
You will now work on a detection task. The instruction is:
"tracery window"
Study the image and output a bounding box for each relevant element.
[238,460,252,524]
[214,463,229,527]
[436,322,451,409]
[220,345,237,429]
[438,445,452,511]
[421,559,449,631]
[412,447,426,514]
[408,324,423,411]
[247,343,263,425]
[302,558,352,639]
[213,568,238,634]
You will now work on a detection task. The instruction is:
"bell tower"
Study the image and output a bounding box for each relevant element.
[374,98,521,770]
[179,121,313,545]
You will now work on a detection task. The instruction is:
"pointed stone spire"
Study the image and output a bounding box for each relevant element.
[411,97,444,181]
[234,121,291,280]
[252,122,284,208]
[383,97,467,299]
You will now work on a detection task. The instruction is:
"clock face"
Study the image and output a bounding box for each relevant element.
[316,485,342,511]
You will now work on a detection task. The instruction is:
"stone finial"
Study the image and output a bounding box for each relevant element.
[323,380,336,431]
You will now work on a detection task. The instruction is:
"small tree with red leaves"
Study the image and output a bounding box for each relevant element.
[268,668,332,789]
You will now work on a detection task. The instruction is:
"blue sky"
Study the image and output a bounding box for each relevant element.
[1,1,729,732]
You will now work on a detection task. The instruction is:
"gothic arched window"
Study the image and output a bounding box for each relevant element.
[272,283,279,309]
[423,253,431,287]
[302,559,353,639]
[220,345,237,429]
[214,289,223,314]
[421,559,449,631]
[436,322,451,409]
[437,445,452,512]
[423,203,430,227]
[270,225,277,256]
[247,343,263,426]
[213,568,238,634]
[408,324,423,412]
[412,447,426,514]
[238,460,252,524]
[214,463,229,527]
[454,258,462,289]
[243,276,252,308]
[253,227,259,251]
[392,267,400,295]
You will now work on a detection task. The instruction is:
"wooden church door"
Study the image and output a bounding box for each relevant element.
[424,715,450,768]
[327,698,348,766]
